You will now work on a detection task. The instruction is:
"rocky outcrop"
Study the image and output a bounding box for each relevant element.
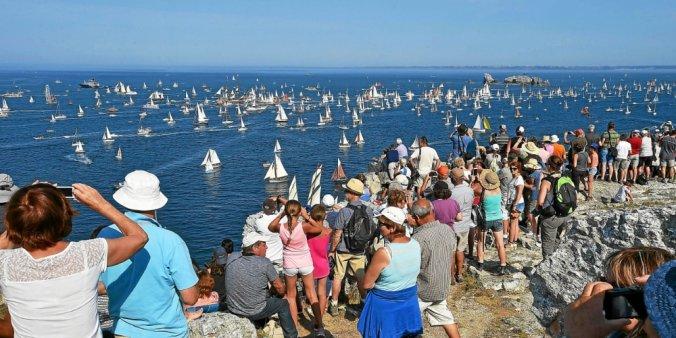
[530,206,676,328]
[504,75,549,86]
[483,73,496,84]
[188,312,257,338]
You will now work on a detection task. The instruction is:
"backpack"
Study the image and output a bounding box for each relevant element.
[343,204,377,254]
[543,175,577,217]
[636,174,648,185]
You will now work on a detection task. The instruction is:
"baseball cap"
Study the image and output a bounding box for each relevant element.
[242,232,267,248]
[321,194,335,207]
[491,144,500,151]
[213,247,227,265]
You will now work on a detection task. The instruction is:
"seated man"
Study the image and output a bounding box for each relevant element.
[225,233,297,338]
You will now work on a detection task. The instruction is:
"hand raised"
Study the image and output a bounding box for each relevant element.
[72,183,111,212]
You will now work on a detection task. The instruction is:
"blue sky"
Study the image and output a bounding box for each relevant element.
[1,0,674,69]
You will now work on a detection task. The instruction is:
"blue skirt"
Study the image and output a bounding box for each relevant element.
[357,285,423,338]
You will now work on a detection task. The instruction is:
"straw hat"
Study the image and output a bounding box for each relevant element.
[523,142,540,155]
[542,135,551,143]
[342,178,364,196]
[479,170,499,190]
[394,174,409,186]
[113,170,168,211]
[524,158,542,170]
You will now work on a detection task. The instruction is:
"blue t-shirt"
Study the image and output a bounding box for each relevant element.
[98,212,198,338]
[386,149,399,163]
[450,135,474,158]
[529,170,542,201]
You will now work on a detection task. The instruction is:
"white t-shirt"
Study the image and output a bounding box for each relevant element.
[614,185,630,203]
[616,141,631,160]
[509,175,525,205]
[254,213,285,264]
[0,239,108,338]
[640,136,653,157]
[411,146,439,176]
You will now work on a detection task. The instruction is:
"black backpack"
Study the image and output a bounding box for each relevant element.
[343,204,377,254]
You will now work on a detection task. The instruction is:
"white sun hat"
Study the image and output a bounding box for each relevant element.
[375,206,406,225]
[242,232,267,248]
[113,170,167,211]
[321,194,335,207]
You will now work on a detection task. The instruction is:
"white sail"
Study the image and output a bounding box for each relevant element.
[273,139,282,153]
[195,103,209,124]
[264,154,288,181]
[288,176,298,201]
[307,165,322,207]
[102,126,114,143]
[77,105,85,117]
[275,105,288,122]
[74,141,85,154]
[115,147,123,160]
[201,148,222,167]
[1,99,9,112]
[355,129,365,144]
[28,96,34,103]
[473,114,485,132]
[238,116,247,131]
[339,131,351,148]
[410,136,419,150]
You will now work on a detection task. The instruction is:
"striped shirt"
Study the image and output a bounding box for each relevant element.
[412,220,456,301]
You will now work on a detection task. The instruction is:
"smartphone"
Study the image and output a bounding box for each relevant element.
[57,186,74,199]
[603,286,647,320]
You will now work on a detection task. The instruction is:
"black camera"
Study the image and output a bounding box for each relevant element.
[603,286,647,320]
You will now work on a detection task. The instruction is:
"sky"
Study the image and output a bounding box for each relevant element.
[1,0,674,70]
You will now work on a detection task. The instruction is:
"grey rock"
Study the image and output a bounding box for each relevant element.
[503,279,526,292]
[483,73,496,84]
[530,207,676,327]
[503,75,549,86]
[188,312,257,338]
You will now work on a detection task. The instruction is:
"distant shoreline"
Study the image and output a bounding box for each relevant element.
[0,65,675,74]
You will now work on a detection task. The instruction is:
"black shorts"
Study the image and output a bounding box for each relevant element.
[639,156,653,167]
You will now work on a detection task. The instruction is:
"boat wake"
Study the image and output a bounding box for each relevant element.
[66,154,93,165]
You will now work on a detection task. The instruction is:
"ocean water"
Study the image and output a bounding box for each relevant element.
[1,68,673,262]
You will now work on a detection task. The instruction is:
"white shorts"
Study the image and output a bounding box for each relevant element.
[419,299,456,326]
[283,265,314,277]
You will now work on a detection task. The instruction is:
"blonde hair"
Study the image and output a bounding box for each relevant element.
[605,247,673,287]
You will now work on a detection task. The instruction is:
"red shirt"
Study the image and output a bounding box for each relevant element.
[627,137,642,155]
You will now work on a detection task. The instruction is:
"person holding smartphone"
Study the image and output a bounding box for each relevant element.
[0,183,147,337]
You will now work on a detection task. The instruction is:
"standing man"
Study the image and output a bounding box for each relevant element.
[226,233,297,338]
[99,170,198,337]
[585,124,599,149]
[386,144,400,180]
[328,178,375,316]
[449,168,474,283]
[254,198,285,271]
[410,136,440,191]
[395,137,409,159]
[492,124,511,157]
[599,122,620,181]
[410,199,460,338]
[627,130,642,182]
[450,124,473,160]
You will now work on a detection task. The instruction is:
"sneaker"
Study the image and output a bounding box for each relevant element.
[498,266,507,276]
[314,327,326,337]
[455,274,464,283]
[328,301,340,317]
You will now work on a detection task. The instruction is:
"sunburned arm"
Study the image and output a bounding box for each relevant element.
[0,311,13,338]
[506,139,513,155]
[361,248,390,290]
[267,212,285,233]
[271,277,286,296]
[512,184,524,210]
[330,229,342,253]
[179,285,199,306]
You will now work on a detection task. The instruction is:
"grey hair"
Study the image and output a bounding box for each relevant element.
[411,201,431,217]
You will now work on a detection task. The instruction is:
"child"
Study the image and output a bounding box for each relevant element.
[184,269,220,317]
[306,205,332,316]
[611,181,634,203]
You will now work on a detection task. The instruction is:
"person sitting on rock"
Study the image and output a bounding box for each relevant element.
[184,269,220,316]
[225,232,297,338]
[610,181,633,203]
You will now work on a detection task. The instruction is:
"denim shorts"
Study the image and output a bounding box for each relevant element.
[482,219,504,232]
[601,148,616,165]
[514,203,525,213]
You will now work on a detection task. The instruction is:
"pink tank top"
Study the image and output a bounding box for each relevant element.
[307,233,330,279]
[279,221,313,269]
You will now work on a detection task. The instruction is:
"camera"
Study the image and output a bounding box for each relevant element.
[57,186,74,199]
[603,286,647,320]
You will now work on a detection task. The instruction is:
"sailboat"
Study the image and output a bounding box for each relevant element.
[0,99,9,113]
[472,115,486,133]
[28,96,34,103]
[222,109,233,125]
[163,111,175,125]
[275,105,288,124]
[201,148,222,172]
[143,99,159,110]
[331,158,347,182]
[102,127,115,144]
[264,154,289,182]
[115,147,123,160]
[514,106,523,119]
[409,136,420,150]
[73,140,85,154]
[288,176,298,201]
[307,165,322,207]
[77,105,85,117]
[295,117,305,128]
[238,116,247,132]
[354,129,365,145]
[339,131,351,148]
[273,139,282,153]
[195,103,209,125]
[444,111,452,126]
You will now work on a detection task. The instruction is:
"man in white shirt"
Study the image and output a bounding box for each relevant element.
[253,198,285,271]
[395,138,409,159]
[615,134,632,183]
[410,136,440,189]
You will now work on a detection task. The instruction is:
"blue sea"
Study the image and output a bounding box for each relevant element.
[1,68,674,262]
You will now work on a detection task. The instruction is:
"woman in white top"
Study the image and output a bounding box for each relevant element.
[0,183,148,338]
[506,161,525,247]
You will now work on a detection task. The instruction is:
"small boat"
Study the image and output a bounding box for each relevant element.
[264,154,288,182]
[115,147,123,160]
[163,111,175,125]
[77,105,85,117]
[102,126,115,144]
[79,78,101,88]
[73,140,85,154]
[295,117,305,128]
[195,103,209,125]
[331,158,347,182]
[339,131,351,148]
[0,99,10,113]
[409,136,419,150]
[28,96,34,103]
[273,139,282,153]
[107,106,119,113]
[142,99,159,109]
[238,116,247,132]
[275,105,288,124]
[472,114,486,133]
[201,148,222,172]
[354,129,365,145]
[137,124,152,136]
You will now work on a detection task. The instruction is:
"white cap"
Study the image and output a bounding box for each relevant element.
[550,134,559,143]
[376,206,406,225]
[394,175,409,186]
[641,129,649,134]
[321,194,335,207]
[396,138,402,145]
[113,170,167,211]
[491,144,500,151]
[517,126,525,133]
[242,232,267,248]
